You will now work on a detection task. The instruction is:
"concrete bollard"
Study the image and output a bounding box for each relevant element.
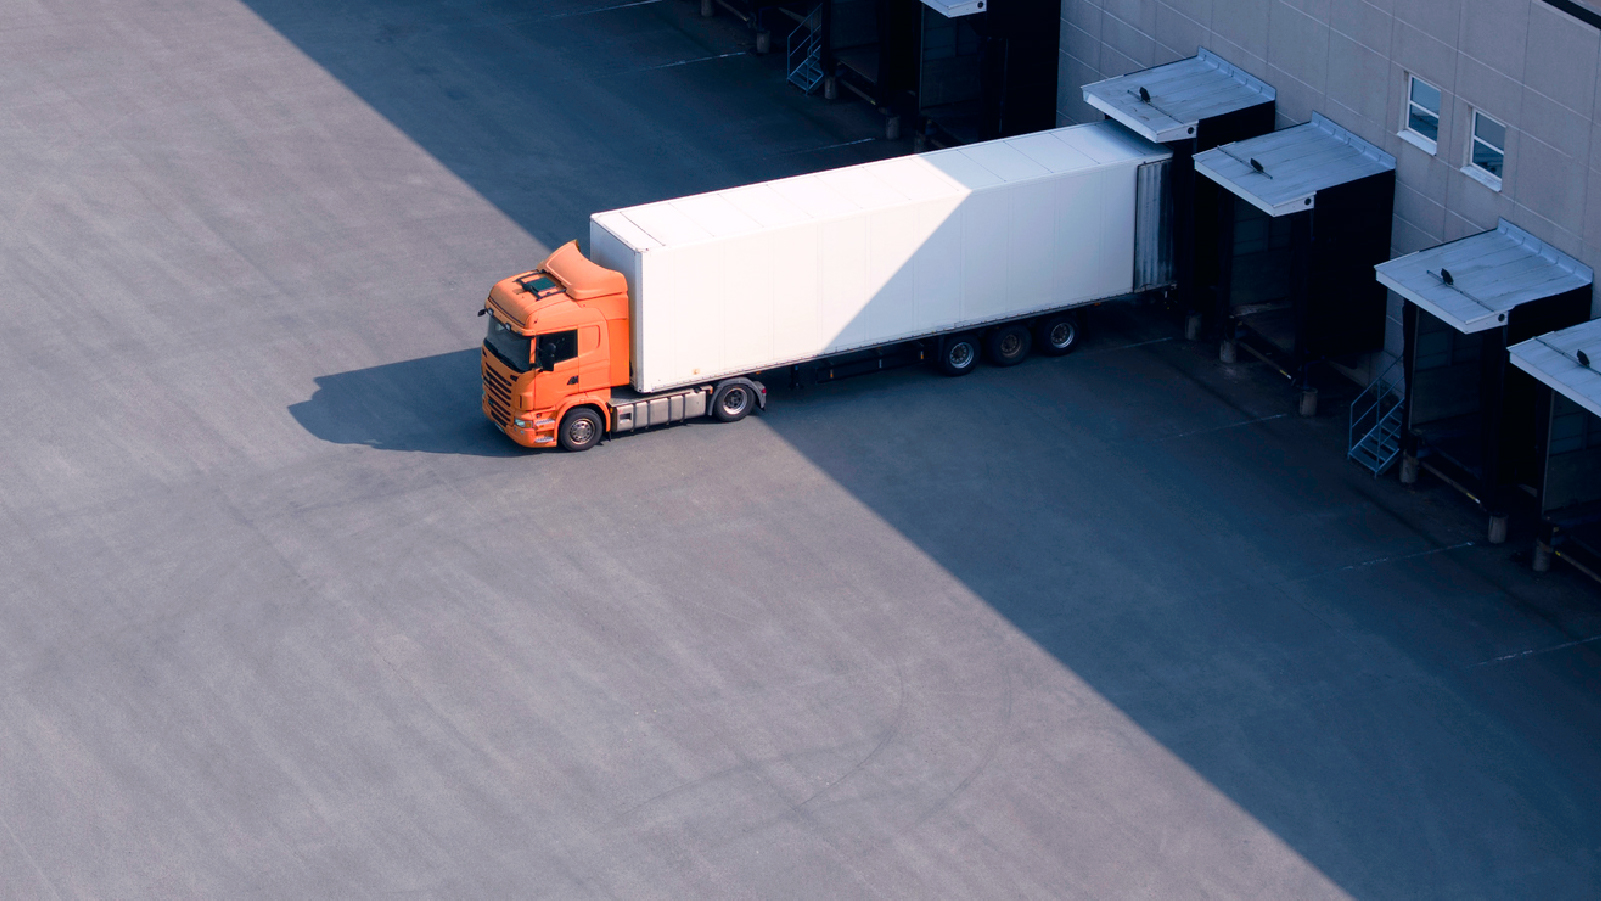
[1185,312,1203,341]
[1398,453,1419,485]
[755,29,770,55]
[1488,513,1509,545]
[1298,387,1318,418]
[701,0,714,16]
[1219,339,1237,364]
[886,115,901,140]
[1533,541,1553,573]
[823,76,837,101]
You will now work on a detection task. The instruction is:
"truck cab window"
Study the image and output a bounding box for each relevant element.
[485,315,533,372]
[536,330,579,370]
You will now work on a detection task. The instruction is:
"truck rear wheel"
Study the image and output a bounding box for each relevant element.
[558,407,602,452]
[986,323,1032,366]
[935,334,980,376]
[712,382,753,422]
[1035,313,1079,356]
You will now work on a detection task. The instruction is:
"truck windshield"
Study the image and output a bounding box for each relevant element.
[484,315,532,372]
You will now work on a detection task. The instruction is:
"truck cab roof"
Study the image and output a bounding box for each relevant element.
[543,240,626,300]
[487,241,627,333]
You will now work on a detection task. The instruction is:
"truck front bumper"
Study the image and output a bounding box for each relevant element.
[484,393,558,447]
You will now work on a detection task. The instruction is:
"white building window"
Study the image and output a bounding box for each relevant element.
[1402,75,1441,152]
[1465,110,1506,189]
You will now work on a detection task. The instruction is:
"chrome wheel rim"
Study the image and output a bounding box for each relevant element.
[949,343,973,368]
[1049,323,1075,348]
[568,417,596,444]
[1000,333,1023,357]
[721,387,748,415]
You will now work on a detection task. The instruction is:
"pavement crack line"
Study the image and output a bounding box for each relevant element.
[1469,633,1601,668]
[1328,541,1476,574]
[1155,412,1288,442]
[1079,335,1174,357]
[614,51,747,76]
[532,0,666,20]
[1274,542,1477,588]
[760,137,877,159]
[796,657,907,809]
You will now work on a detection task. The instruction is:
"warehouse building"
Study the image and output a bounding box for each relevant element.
[1056,0,1601,358]
[1056,0,1601,569]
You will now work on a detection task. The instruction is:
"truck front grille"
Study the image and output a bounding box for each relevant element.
[481,349,516,425]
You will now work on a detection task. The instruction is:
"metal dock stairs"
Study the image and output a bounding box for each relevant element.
[1348,360,1404,475]
[786,6,824,93]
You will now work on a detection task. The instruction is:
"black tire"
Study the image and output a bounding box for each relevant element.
[558,407,602,452]
[712,382,753,422]
[935,334,980,376]
[1034,313,1080,356]
[985,323,1032,366]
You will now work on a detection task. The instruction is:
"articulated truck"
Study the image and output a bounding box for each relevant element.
[481,120,1173,451]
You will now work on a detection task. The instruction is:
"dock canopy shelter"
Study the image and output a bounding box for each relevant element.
[1509,318,1601,575]
[1194,113,1395,388]
[919,0,985,14]
[1378,219,1593,536]
[800,0,1063,145]
[1083,50,1275,319]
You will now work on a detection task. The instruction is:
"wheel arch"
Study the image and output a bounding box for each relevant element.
[713,377,767,410]
[558,399,610,432]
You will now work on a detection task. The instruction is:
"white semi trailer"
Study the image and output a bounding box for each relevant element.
[480,121,1174,450]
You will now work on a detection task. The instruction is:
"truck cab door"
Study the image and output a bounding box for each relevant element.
[532,329,580,410]
[576,323,610,393]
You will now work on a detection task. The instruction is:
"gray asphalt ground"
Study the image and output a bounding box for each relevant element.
[4,1,1601,897]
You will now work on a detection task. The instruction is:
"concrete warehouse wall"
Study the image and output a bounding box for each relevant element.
[1054,0,1601,377]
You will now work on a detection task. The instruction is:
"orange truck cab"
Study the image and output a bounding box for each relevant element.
[480,241,764,450]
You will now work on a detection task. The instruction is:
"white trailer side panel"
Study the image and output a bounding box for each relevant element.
[591,121,1169,393]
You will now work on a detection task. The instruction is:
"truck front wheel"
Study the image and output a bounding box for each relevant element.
[936,334,980,376]
[558,407,603,452]
[712,382,753,422]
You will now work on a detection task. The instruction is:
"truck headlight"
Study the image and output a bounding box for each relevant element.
[514,419,530,428]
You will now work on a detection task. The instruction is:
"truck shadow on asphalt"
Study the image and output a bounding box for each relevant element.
[289,348,527,456]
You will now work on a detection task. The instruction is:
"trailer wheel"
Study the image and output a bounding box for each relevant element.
[986,323,1032,366]
[1035,313,1079,356]
[712,382,753,422]
[936,334,980,376]
[558,407,603,452]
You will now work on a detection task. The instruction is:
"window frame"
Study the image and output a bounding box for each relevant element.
[1463,109,1506,191]
[1400,74,1441,154]
[535,329,580,371]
